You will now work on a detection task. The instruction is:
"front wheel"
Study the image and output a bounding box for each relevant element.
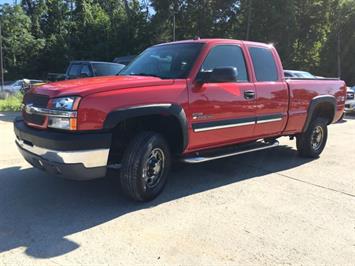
[296,118,328,158]
[120,131,171,202]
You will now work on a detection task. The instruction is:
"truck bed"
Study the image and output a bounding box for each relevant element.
[283,78,346,134]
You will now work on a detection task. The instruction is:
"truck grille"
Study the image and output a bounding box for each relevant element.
[347,91,354,100]
[23,93,49,126]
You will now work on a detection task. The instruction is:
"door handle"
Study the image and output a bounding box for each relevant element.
[244,90,255,100]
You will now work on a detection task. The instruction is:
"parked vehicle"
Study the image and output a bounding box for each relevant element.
[14,39,346,202]
[4,79,44,94]
[284,70,316,78]
[47,61,125,81]
[66,61,125,79]
[345,86,355,113]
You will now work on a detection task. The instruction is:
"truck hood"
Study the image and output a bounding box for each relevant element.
[32,76,175,98]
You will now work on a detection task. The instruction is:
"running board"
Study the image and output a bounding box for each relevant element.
[181,140,279,164]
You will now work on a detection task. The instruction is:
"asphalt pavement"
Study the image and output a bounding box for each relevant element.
[0,112,354,265]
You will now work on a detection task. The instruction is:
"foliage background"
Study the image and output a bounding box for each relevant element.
[1,0,354,85]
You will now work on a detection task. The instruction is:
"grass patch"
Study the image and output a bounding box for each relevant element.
[0,93,23,111]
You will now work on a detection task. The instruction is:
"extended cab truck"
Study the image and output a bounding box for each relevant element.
[14,39,346,201]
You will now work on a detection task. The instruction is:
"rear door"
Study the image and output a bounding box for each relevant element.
[188,44,256,150]
[247,45,289,137]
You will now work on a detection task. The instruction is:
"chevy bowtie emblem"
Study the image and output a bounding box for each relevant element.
[24,103,34,115]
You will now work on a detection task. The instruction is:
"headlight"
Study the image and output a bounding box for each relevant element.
[51,96,80,110]
[48,96,81,130]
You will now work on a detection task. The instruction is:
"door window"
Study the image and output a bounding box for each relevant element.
[249,47,278,81]
[81,64,93,77]
[68,64,82,78]
[200,45,248,82]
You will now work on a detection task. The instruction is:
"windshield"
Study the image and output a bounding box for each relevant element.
[120,43,204,79]
[12,80,23,87]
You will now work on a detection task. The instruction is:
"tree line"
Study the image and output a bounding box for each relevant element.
[1,0,354,85]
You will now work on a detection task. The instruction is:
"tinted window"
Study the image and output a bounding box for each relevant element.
[120,43,204,79]
[249,47,278,81]
[81,65,93,77]
[200,45,248,82]
[68,64,82,77]
[92,63,124,76]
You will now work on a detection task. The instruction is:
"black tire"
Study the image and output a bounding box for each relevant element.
[296,117,328,158]
[120,131,171,202]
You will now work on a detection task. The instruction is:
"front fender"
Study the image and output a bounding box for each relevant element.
[103,103,189,150]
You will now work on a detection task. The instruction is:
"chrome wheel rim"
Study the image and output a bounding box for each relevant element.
[311,126,324,151]
[143,148,165,189]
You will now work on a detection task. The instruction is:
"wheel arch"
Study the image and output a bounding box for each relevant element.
[303,95,336,132]
[103,103,188,153]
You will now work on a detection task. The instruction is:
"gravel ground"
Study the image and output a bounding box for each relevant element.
[0,112,354,265]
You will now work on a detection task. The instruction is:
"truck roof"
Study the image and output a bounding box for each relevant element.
[69,60,121,65]
[154,38,272,48]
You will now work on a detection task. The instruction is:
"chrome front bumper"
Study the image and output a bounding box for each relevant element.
[14,118,112,180]
[16,139,109,168]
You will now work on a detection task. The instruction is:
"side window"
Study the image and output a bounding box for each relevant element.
[68,64,82,77]
[249,47,278,81]
[81,64,93,77]
[200,45,248,82]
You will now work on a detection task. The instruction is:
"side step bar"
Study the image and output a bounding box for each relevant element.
[181,140,279,164]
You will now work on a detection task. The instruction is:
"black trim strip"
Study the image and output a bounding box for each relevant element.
[192,113,284,132]
[192,117,255,132]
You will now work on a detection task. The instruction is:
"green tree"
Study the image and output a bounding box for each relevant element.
[0,4,45,79]
[319,0,355,84]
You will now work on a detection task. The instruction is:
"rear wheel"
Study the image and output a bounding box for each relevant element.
[120,131,171,201]
[296,118,328,158]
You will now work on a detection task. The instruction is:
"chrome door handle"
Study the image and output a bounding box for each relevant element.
[244,90,255,99]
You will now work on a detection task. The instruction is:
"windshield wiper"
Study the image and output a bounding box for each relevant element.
[128,73,161,78]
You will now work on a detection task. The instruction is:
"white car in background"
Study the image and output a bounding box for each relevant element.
[3,79,44,94]
[345,86,355,114]
[284,70,316,78]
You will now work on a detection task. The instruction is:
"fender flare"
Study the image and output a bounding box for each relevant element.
[103,103,189,151]
[303,95,336,132]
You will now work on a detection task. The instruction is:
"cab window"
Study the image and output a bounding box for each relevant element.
[249,47,278,82]
[200,45,249,82]
[68,64,82,78]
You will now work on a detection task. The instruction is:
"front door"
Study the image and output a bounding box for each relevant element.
[188,44,256,151]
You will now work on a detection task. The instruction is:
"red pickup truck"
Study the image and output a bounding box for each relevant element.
[14,39,346,201]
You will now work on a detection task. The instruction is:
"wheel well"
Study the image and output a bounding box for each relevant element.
[311,102,335,124]
[109,115,184,163]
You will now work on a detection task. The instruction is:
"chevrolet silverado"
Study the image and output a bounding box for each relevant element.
[14,39,346,201]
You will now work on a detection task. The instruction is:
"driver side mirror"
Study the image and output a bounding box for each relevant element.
[196,67,238,83]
